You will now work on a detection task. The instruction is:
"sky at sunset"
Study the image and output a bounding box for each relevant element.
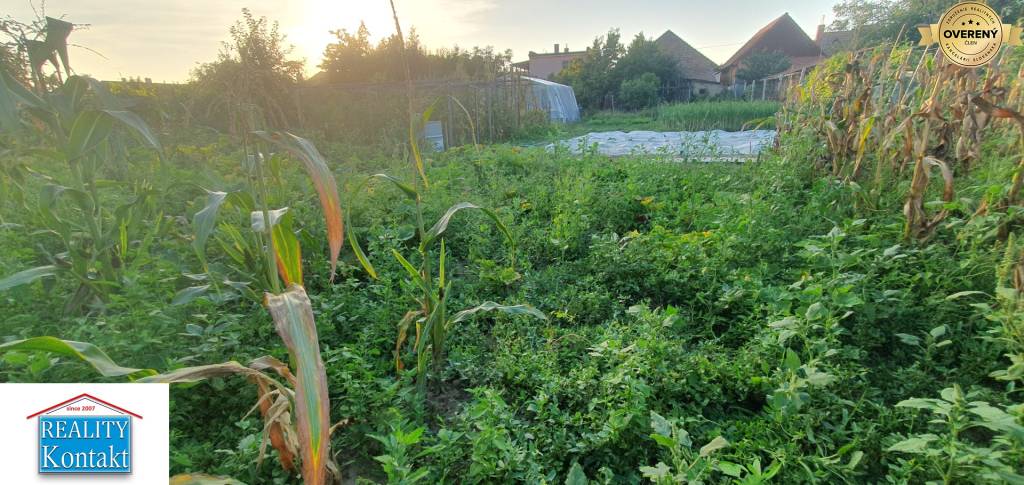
[7,0,843,82]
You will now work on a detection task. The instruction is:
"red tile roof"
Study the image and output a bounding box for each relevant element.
[721,13,823,69]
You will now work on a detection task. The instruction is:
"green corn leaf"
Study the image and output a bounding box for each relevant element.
[449,301,547,326]
[104,109,163,154]
[254,131,343,282]
[172,285,211,306]
[408,121,428,188]
[439,239,446,288]
[421,202,513,251]
[391,249,430,296]
[192,191,229,263]
[0,68,45,110]
[264,286,332,485]
[0,336,155,378]
[0,69,22,131]
[945,290,988,300]
[0,265,59,291]
[346,218,377,279]
[368,173,418,200]
[66,110,113,160]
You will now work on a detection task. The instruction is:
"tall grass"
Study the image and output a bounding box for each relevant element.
[573,100,779,136]
[654,100,779,131]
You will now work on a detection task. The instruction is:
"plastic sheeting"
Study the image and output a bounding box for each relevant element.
[523,76,580,123]
[547,129,776,160]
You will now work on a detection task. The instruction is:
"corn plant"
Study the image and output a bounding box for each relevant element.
[779,44,1024,241]
[150,132,348,484]
[0,64,162,312]
[177,131,350,304]
[378,0,546,392]
[0,132,351,484]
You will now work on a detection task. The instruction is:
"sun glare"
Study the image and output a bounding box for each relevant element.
[290,0,394,70]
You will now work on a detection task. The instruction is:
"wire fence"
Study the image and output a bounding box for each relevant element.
[293,72,551,148]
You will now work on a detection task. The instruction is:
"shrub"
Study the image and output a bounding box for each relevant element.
[618,73,661,110]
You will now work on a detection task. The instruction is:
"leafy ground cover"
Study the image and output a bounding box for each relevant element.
[2,39,1024,485]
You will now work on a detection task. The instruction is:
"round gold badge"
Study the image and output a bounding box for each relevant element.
[937,2,1005,67]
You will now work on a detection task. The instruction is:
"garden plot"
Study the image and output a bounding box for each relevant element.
[548,129,776,160]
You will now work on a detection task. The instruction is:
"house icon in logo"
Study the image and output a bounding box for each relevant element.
[26,393,141,474]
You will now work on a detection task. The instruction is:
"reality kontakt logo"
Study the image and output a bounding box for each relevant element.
[26,393,141,474]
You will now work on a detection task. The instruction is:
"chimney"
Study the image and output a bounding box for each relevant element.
[564,46,569,53]
[816,15,825,43]
[554,43,559,54]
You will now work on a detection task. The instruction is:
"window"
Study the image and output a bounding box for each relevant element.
[562,60,569,69]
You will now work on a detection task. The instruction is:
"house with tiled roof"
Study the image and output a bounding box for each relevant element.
[718,13,825,86]
[654,30,723,97]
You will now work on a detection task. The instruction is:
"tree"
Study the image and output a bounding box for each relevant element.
[557,29,682,110]
[316,24,511,84]
[614,32,680,91]
[319,22,372,83]
[618,72,661,110]
[190,9,304,133]
[555,29,624,109]
[736,51,791,81]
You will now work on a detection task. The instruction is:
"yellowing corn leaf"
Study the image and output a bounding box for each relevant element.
[141,360,298,475]
[272,222,303,287]
[264,286,331,485]
[254,132,344,282]
[169,473,246,485]
[139,361,278,386]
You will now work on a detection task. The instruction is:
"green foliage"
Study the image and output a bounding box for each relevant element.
[189,9,304,133]
[640,411,728,484]
[831,0,1024,48]
[735,51,791,82]
[318,22,511,84]
[613,33,679,92]
[888,385,1024,483]
[618,73,661,111]
[555,29,624,110]
[0,60,162,312]
[4,23,1024,485]
[556,30,681,111]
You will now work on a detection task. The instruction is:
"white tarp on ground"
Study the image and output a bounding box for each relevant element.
[523,76,580,123]
[547,129,776,159]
